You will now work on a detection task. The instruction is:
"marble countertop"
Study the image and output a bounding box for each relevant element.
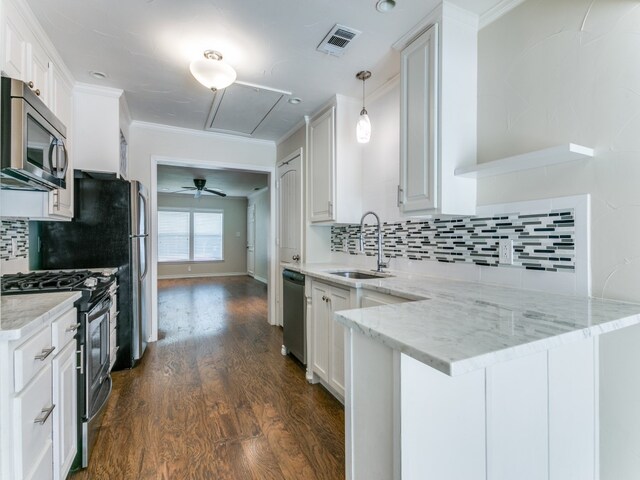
[0,291,81,341]
[284,262,640,376]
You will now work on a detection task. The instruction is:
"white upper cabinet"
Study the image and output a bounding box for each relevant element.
[398,2,478,216]
[0,0,75,220]
[308,95,363,224]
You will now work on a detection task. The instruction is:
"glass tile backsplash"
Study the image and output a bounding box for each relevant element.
[331,210,575,272]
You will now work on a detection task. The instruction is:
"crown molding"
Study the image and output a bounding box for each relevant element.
[74,82,123,98]
[479,0,527,29]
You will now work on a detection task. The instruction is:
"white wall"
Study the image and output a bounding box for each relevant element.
[477,1,640,478]
[248,188,270,283]
[157,193,247,278]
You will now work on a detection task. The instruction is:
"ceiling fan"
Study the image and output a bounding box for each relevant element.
[175,178,227,198]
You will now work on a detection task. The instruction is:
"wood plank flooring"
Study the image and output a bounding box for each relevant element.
[72,276,345,480]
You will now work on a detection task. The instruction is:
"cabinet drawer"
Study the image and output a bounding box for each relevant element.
[14,325,54,392]
[13,363,53,479]
[51,308,79,352]
[26,441,53,480]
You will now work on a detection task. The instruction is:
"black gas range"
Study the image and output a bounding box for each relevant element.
[1,269,115,470]
[1,270,113,310]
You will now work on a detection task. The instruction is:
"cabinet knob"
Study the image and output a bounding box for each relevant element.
[35,89,41,96]
[28,81,34,88]
[292,254,300,261]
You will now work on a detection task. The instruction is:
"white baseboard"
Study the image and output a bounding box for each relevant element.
[252,274,268,284]
[158,272,248,280]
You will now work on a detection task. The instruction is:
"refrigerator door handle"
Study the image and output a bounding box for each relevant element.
[140,236,148,281]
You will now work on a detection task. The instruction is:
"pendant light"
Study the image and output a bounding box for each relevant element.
[356,70,372,144]
[190,50,237,92]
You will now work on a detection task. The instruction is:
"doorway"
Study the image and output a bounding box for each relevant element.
[150,156,276,341]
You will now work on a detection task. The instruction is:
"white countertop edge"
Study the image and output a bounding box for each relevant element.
[0,291,82,341]
[336,310,640,377]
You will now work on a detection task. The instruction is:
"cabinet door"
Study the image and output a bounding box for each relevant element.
[2,6,28,80]
[309,107,335,222]
[14,363,53,480]
[26,41,50,106]
[399,24,439,214]
[311,283,330,381]
[328,286,350,399]
[53,341,77,480]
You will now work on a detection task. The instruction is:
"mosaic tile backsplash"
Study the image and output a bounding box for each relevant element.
[331,209,575,272]
[0,219,29,261]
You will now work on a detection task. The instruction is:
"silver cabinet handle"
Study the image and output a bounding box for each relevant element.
[321,295,327,302]
[76,345,84,374]
[328,201,334,217]
[34,405,55,424]
[66,323,80,332]
[34,347,55,361]
[292,254,300,261]
[397,185,404,206]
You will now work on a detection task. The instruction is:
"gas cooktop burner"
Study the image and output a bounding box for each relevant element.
[1,270,108,294]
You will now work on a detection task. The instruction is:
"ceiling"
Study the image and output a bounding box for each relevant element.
[26,0,507,142]
[157,165,268,198]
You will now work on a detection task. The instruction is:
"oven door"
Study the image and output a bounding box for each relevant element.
[85,296,111,418]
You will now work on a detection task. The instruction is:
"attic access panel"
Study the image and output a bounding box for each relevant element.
[205,83,285,137]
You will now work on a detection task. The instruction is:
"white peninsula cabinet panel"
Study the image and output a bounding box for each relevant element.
[398,2,477,216]
[400,340,597,480]
[308,279,353,400]
[308,95,362,224]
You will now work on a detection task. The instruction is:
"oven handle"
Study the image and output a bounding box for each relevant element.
[76,345,84,375]
[87,299,112,323]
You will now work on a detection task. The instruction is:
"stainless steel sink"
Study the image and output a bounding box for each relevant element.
[328,270,393,280]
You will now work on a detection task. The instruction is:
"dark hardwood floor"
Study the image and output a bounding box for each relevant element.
[72,276,345,480]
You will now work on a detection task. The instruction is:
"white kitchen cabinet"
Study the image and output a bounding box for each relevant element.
[0,0,75,221]
[0,305,78,480]
[308,279,352,400]
[398,3,478,216]
[52,341,77,480]
[308,95,362,224]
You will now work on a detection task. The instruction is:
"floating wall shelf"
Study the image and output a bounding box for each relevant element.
[454,144,595,179]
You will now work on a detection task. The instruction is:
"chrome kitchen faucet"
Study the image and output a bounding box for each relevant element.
[359,211,389,272]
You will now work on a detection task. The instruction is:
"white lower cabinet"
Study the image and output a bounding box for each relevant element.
[308,279,352,400]
[0,305,78,480]
[52,341,77,480]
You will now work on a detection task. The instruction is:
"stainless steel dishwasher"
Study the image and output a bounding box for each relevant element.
[282,269,306,365]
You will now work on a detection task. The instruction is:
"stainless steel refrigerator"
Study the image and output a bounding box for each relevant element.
[34,170,149,368]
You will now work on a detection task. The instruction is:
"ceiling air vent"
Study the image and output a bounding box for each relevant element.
[317,24,361,56]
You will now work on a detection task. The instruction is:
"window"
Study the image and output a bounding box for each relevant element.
[158,210,223,262]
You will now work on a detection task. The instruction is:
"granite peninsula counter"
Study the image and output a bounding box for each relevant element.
[283,263,640,480]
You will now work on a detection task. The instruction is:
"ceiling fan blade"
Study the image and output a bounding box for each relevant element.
[181,186,197,190]
[170,188,193,194]
[204,188,226,197]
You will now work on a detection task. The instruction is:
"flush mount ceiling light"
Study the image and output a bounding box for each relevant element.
[356,70,372,144]
[190,50,237,92]
[376,0,396,12]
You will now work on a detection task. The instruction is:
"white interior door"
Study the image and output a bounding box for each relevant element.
[247,204,255,276]
[278,154,302,264]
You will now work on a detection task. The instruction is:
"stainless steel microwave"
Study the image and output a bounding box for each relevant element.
[0,76,68,191]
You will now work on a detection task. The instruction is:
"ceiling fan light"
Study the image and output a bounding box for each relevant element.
[356,111,371,143]
[190,50,237,91]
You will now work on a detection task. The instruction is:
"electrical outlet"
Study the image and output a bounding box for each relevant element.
[10,238,18,258]
[499,239,513,265]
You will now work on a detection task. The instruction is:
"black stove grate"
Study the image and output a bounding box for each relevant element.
[2,270,94,293]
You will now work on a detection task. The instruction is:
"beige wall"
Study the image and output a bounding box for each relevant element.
[477,1,640,478]
[157,193,247,278]
[248,188,269,282]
